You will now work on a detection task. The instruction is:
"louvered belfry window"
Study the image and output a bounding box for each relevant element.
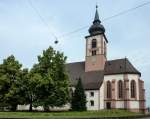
[92,39,97,48]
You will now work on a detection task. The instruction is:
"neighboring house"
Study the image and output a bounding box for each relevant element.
[66,6,146,113]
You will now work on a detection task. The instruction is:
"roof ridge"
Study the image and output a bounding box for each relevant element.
[66,61,85,64]
[126,58,141,73]
[107,58,127,62]
[125,57,127,72]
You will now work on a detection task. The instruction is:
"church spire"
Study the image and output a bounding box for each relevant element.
[93,5,101,23]
[88,5,105,35]
[85,5,108,72]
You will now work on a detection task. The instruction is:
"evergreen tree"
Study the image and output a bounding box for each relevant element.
[71,78,87,111]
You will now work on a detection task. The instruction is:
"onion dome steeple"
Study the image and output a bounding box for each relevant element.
[89,5,105,35]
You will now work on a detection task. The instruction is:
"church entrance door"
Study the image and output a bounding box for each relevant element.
[106,102,111,109]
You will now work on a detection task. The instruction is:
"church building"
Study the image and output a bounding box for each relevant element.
[66,6,146,112]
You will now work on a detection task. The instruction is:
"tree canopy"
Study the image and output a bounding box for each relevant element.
[0,55,23,111]
[33,46,70,110]
[0,46,70,111]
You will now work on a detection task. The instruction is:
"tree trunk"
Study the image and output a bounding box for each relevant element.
[29,96,32,112]
[29,103,32,112]
[44,105,49,112]
[10,104,17,111]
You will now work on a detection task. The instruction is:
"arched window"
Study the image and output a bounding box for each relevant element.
[131,80,136,98]
[118,80,123,98]
[92,39,97,48]
[107,81,111,98]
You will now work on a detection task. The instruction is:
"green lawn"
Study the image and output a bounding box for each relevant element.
[0,110,143,119]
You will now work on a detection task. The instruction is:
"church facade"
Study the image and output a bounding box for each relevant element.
[66,7,146,112]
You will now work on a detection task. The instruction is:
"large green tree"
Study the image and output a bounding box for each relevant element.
[32,46,70,111]
[0,47,70,111]
[20,68,42,111]
[71,78,87,111]
[0,55,23,111]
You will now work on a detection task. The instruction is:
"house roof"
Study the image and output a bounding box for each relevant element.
[66,58,141,90]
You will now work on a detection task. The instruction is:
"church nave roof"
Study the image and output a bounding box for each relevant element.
[66,58,141,90]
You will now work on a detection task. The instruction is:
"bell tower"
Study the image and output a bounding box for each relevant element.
[85,5,108,72]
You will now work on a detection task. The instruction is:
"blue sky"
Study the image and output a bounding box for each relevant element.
[0,0,150,107]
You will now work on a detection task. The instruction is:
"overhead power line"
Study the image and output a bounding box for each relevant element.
[27,0,150,41]
[27,0,58,41]
[58,1,150,39]
[103,1,150,21]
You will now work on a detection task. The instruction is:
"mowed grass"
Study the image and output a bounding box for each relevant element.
[0,110,142,119]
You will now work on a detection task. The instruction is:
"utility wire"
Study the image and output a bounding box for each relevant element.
[27,0,58,41]
[103,1,150,21]
[58,1,150,39]
[58,25,89,39]
[27,0,150,41]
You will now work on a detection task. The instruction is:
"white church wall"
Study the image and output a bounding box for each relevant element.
[116,101,124,108]
[100,83,104,109]
[85,90,99,110]
[128,74,140,100]
[129,101,139,109]
[127,74,140,109]
[104,74,124,100]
